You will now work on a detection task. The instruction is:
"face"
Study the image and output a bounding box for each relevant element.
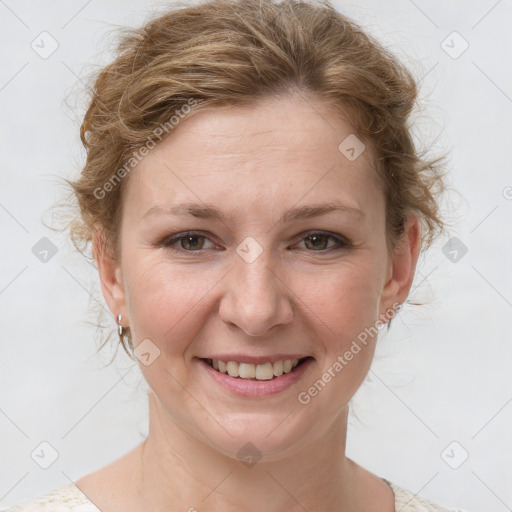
[98,93,418,461]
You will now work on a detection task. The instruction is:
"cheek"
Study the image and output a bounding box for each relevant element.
[293,269,381,411]
[293,262,382,342]
[123,257,215,355]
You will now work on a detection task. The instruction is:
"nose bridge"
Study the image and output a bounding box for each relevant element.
[237,252,276,298]
[219,246,293,335]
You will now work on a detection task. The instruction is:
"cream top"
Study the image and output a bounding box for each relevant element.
[1,478,467,511]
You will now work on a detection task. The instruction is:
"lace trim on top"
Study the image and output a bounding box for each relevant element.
[3,479,468,511]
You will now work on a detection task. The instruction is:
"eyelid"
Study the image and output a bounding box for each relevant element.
[292,231,352,252]
[293,230,352,246]
[160,230,352,252]
[160,230,219,250]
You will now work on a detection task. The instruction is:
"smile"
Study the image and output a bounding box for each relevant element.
[204,357,308,380]
[197,354,315,397]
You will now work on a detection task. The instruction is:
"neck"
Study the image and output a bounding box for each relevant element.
[132,391,358,511]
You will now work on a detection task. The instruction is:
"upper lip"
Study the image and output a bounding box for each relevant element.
[199,354,312,365]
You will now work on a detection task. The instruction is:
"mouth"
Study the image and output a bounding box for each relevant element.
[200,356,314,381]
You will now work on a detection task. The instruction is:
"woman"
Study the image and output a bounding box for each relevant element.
[3,0,467,510]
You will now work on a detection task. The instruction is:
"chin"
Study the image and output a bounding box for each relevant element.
[194,408,322,463]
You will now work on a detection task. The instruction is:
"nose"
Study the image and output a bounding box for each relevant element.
[218,251,294,337]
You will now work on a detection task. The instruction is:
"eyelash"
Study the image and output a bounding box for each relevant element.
[159,231,352,254]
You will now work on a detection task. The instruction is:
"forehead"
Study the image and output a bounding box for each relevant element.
[122,94,383,221]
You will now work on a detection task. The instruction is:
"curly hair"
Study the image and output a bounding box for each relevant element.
[53,0,449,360]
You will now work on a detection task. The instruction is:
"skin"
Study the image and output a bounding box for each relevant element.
[77,92,421,512]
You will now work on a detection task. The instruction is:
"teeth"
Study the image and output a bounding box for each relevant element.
[238,363,256,379]
[255,362,274,380]
[226,361,239,377]
[208,358,302,380]
[273,360,284,377]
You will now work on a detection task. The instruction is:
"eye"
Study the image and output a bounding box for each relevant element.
[295,232,351,251]
[161,231,217,252]
[160,230,351,253]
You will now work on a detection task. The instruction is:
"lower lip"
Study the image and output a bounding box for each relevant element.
[196,358,314,398]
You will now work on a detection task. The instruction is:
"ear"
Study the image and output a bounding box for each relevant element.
[93,226,128,326]
[378,214,422,318]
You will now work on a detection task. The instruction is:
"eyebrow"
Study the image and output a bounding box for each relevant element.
[142,201,366,223]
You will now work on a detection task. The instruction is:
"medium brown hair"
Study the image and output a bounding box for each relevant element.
[54,0,449,360]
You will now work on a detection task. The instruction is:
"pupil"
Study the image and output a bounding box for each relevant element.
[307,235,326,250]
[184,235,202,250]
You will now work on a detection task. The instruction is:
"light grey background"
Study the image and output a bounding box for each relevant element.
[1,1,511,510]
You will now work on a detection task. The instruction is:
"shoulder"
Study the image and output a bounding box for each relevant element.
[0,482,102,512]
[383,478,468,512]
